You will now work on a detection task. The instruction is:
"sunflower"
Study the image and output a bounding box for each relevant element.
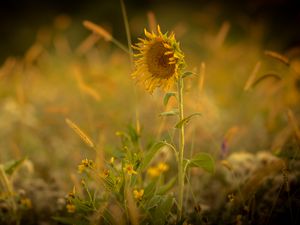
[132,25,185,93]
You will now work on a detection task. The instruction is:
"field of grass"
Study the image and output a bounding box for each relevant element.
[1,1,300,224]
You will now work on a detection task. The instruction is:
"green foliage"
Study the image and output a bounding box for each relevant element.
[141,141,168,170]
[163,92,177,106]
[127,124,140,146]
[56,116,215,224]
[187,152,215,173]
[157,177,177,195]
[175,112,202,128]
[159,109,179,117]
[143,181,157,200]
[151,195,174,225]
[54,125,181,225]
[3,157,26,176]
[182,71,194,78]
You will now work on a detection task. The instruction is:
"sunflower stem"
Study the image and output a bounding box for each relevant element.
[177,74,185,221]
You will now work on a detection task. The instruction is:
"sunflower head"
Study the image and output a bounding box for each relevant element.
[132,25,185,93]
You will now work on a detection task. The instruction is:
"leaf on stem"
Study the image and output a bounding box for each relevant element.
[153,195,174,225]
[187,153,215,173]
[157,177,177,195]
[163,92,176,106]
[182,71,194,78]
[4,157,27,176]
[175,112,201,128]
[159,109,179,117]
[144,181,157,200]
[141,141,171,170]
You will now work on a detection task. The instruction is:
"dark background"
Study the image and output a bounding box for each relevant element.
[0,0,300,63]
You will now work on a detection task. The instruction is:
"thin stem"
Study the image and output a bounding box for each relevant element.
[120,0,141,135]
[83,20,131,55]
[0,166,16,213]
[120,0,134,66]
[123,171,130,222]
[163,141,179,163]
[177,75,185,221]
[111,37,131,55]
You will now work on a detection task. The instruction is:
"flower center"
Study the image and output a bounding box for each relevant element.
[146,41,176,79]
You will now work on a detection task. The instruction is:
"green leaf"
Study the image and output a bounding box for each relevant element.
[183,159,189,174]
[157,177,176,195]
[153,195,174,225]
[141,141,168,170]
[182,71,194,78]
[159,109,179,117]
[175,112,201,128]
[72,198,94,212]
[127,124,140,144]
[187,153,215,173]
[144,181,157,200]
[4,157,26,176]
[163,92,176,106]
[146,195,161,209]
[103,176,115,192]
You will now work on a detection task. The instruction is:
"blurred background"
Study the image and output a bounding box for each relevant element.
[0,0,300,198]
[0,0,300,224]
[1,0,300,63]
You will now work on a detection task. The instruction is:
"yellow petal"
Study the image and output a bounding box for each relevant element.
[163,43,172,49]
[144,28,153,39]
[164,51,174,55]
[157,25,163,36]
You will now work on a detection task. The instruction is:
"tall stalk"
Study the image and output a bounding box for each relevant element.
[120,0,140,135]
[177,75,185,220]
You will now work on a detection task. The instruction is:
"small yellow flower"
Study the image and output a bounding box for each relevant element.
[133,189,144,201]
[81,158,89,166]
[147,166,160,177]
[78,158,95,173]
[157,162,169,172]
[78,164,85,173]
[82,158,95,167]
[66,203,76,213]
[110,157,115,164]
[101,169,110,178]
[20,197,32,208]
[132,25,185,93]
[88,159,95,167]
[147,162,169,177]
[124,164,137,175]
